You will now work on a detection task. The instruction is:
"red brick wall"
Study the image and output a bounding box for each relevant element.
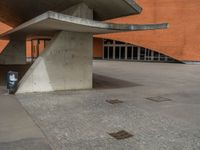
[95,0,200,62]
[0,22,11,53]
[93,38,103,58]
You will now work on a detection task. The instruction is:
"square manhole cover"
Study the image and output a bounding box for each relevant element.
[146,96,172,102]
[109,130,133,140]
[106,99,123,104]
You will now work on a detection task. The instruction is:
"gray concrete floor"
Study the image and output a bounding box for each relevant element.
[0,87,52,150]
[1,60,200,149]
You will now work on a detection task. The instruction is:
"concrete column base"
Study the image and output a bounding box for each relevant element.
[17,31,93,93]
[0,39,26,65]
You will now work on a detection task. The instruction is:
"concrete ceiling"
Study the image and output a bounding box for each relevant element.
[0,0,142,27]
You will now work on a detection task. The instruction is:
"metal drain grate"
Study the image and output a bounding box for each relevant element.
[106,99,123,104]
[109,130,133,140]
[146,96,172,102]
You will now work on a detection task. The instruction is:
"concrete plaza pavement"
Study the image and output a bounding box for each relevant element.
[0,87,52,150]
[14,60,200,150]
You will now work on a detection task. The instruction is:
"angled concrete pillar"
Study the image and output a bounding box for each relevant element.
[17,3,93,93]
[0,39,26,64]
[17,31,93,93]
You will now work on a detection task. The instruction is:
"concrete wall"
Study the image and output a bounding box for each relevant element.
[95,0,200,62]
[17,31,93,93]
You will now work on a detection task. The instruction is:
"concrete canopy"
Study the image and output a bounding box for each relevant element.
[0,1,169,93]
[0,0,142,27]
[0,11,168,40]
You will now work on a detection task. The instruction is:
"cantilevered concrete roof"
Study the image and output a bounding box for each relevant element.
[0,11,168,40]
[0,0,142,27]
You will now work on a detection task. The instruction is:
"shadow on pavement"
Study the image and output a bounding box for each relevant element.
[93,73,141,90]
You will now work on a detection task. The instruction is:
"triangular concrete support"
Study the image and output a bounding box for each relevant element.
[17,3,94,93]
[17,31,93,93]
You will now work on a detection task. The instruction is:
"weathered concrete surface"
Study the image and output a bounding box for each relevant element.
[0,0,142,27]
[0,39,26,64]
[16,4,94,93]
[0,11,168,40]
[16,60,200,150]
[62,3,93,19]
[0,87,52,150]
[17,31,93,93]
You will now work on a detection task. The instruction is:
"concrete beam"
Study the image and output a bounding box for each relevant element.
[0,39,26,65]
[17,31,93,93]
[0,11,169,40]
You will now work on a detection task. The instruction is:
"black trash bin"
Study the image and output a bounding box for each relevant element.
[7,71,18,94]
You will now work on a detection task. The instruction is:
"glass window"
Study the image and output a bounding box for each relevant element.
[121,47,125,59]
[102,39,176,63]
[160,54,166,61]
[140,47,145,60]
[154,52,159,61]
[109,47,113,59]
[140,47,145,55]
[146,49,152,61]
[133,47,138,59]
[127,47,132,60]
[115,47,120,59]
[104,47,108,59]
